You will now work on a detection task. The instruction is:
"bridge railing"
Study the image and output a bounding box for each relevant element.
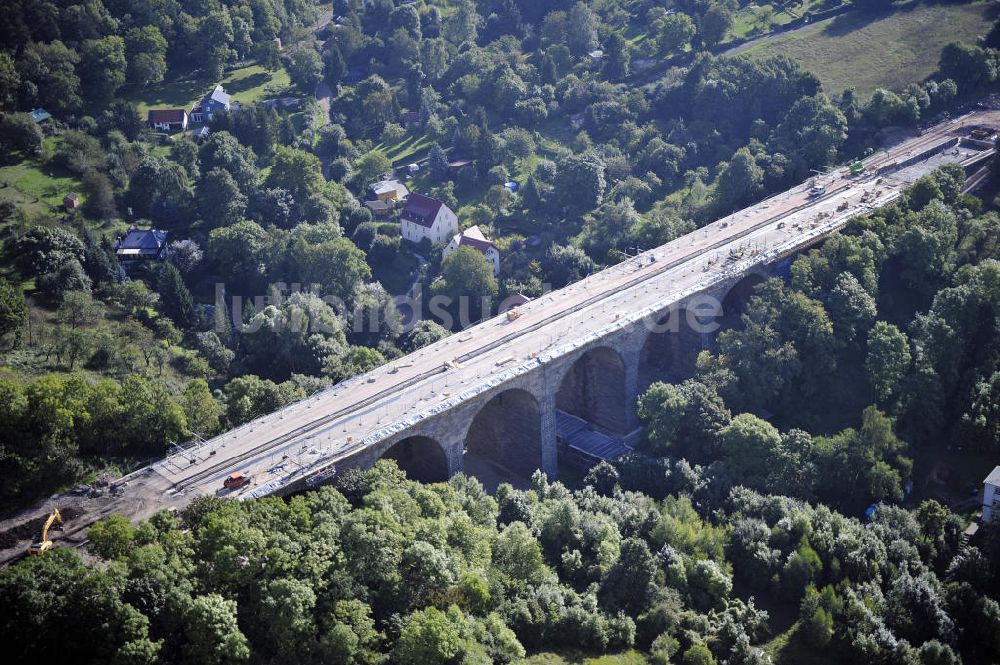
[290,189,906,490]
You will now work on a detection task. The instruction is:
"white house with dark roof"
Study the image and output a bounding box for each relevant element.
[190,85,231,123]
[984,466,1000,522]
[399,193,458,245]
[147,109,188,132]
[442,225,500,276]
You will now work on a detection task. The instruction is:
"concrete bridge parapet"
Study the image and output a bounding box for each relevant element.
[331,263,792,486]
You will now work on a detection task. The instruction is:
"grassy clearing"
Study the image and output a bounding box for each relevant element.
[743,1,998,95]
[0,156,83,220]
[762,622,843,665]
[373,132,436,166]
[0,142,127,241]
[124,63,294,116]
[727,0,836,42]
[729,3,796,41]
[518,650,649,665]
[1,160,80,205]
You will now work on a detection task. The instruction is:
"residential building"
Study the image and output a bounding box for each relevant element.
[115,228,169,262]
[63,193,80,210]
[400,193,458,245]
[147,109,188,132]
[442,225,500,277]
[365,198,394,218]
[984,466,1000,522]
[29,108,51,123]
[190,85,231,123]
[369,178,410,203]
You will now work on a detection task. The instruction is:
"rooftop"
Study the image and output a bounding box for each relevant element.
[401,193,445,228]
[207,85,230,106]
[365,199,394,211]
[116,229,168,256]
[986,465,1000,487]
[370,178,409,197]
[29,108,51,123]
[147,109,187,124]
[454,225,494,252]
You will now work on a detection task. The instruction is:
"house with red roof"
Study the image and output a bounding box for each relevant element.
[442,225,500,276]
[147,109,188,132]
[399,193,458,245]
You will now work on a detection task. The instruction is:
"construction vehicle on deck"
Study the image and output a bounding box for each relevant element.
[28,509,63,556]
[224,472,251,490]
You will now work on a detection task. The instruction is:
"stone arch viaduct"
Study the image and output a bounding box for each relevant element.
[3,112,996,564]
[124,118,994,509]
[141,118,996,505]
[344,266,771,485]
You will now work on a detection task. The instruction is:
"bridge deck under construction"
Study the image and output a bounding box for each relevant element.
[1,109,997,564]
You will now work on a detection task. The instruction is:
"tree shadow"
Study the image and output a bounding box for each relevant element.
[224,72,271,95]
[820,1,923,38]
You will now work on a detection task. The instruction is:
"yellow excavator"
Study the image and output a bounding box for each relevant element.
[28,509,63,556]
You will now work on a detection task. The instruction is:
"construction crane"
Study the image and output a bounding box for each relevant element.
[28,508,63,556]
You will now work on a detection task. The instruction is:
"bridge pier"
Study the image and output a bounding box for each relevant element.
[538,392,559,478]
[622,345,642,432]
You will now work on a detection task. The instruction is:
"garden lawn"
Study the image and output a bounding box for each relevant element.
[743,0,998,95]
[373,132,436,166]
[726,0,837,43]
[0,156,83,222]
[124,63,294,116]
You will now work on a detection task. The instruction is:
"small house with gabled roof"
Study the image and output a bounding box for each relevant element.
[369,178,410,203]
[190,85,231,123]
[442,225,500,276]
[147,109,188,132]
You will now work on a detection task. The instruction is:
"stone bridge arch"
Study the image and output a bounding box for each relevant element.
[464,388,544,478]
[719,270,770,326]
[378,435,451,482]
[556,345,628,433]
[638,304,711,390]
